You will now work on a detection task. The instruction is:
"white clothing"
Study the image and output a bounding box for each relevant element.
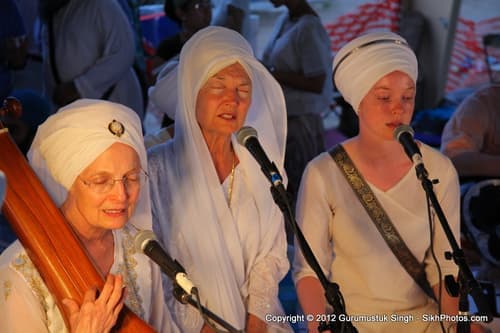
[1,99,178,332]
[293,144,460,333]
[0,224,179,333]
[148,26,291,332]
[41,0,143,117]
[144,59,178,135]
[261,13,333,117]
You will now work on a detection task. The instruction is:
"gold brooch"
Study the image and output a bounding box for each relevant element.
[108,119,125,137]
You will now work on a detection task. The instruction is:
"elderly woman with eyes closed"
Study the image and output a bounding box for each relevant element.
[148,26,292,333]
[293,32,488,333]
[0,99,179,333]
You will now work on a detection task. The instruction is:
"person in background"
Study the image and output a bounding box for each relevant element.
[441,83,500,178]
[294,31,487,333]
[116,0,149,109]
[38,0,144,118]
[441,83,500,278]
[156,0,212,64]
[211,0,249,38]
[0,0,51,154]
[144,0,212,134]
[0,99,179,333]
[1,0,27,102]
[148,26,292,333]
[261,0,333,225]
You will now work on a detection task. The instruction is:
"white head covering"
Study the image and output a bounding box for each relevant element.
[158,26,287,329]
[332,31,418,113]
[148,58,179,121]
[27,99,152,230]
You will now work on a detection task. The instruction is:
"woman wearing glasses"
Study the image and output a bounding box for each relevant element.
[0,99,179,332]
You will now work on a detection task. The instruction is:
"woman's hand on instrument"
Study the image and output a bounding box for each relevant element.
[62,274,125,333]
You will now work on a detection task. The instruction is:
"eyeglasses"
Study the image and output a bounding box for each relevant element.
[79,170,148,194]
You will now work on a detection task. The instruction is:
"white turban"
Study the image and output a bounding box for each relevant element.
[27,99,151,230]
[332,31,418,113]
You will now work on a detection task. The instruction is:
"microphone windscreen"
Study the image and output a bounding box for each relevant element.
[0,171,5,207]
[393,124,415,141]
[134,230,156,253]
[236,126,257,146]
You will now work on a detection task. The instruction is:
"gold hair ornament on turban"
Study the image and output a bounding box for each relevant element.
[332,31,418,114]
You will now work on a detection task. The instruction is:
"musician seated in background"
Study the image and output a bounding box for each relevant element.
[148,26,291,332]
[293,32,487,333]
[441,83,500,180]
[0,99,179,333]
[441,83,500,273]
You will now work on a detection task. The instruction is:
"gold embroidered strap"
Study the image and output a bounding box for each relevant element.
[329,145,434,298]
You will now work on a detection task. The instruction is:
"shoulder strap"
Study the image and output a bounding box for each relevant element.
[329,144,435,299]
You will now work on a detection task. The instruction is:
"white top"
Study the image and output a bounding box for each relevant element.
[261,13,333,117]
[41,0,143,117]
[147,26,291,333]
[293,144,460,333]
[0,224,179,333]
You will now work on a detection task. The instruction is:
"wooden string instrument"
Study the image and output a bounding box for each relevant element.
[0,98,155,332]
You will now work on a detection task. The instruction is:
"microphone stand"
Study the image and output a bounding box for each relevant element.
[172,285,243,333]
[415,167,493,333]
[267,170,357,333]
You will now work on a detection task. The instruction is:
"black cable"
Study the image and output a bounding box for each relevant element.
[426,192,446,333]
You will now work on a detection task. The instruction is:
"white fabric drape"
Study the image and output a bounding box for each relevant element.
[148,26,290,332]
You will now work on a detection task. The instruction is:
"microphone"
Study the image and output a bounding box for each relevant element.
[236,126,283,187]
[134,230,195,295]
[0,171,5,207]
[393,125,427,178]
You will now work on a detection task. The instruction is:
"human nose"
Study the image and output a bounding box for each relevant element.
[224,88,240,105]
[109,179,128,199]
[391,100,405,115]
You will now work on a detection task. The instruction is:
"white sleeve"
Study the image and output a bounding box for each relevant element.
[293,160,335,284]
[0,266,49,333]
[246,216,289,320]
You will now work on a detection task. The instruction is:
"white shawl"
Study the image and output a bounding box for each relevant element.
[149,26,288,330]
